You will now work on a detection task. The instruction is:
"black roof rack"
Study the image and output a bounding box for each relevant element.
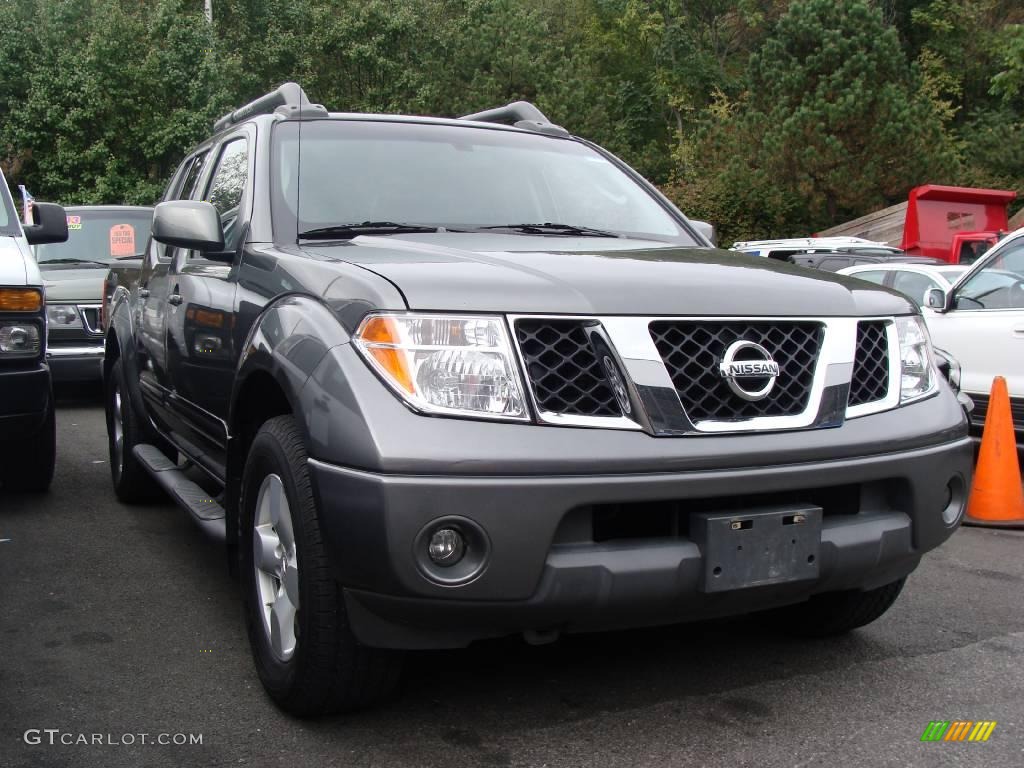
[213,82,327,133]
[459,101,569,137]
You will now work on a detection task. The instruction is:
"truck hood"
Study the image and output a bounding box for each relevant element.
[304,234,916,317]
[40,267,105,302]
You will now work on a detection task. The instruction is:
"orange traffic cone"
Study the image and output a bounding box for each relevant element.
[964,376,1024,528]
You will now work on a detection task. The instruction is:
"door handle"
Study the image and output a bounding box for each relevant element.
[1013,325,1024,336]
[138,288,150,298]
[168,294,183,306]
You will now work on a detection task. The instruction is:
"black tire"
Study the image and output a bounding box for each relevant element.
[767,578,907,637]
[241,415,402,716]
[106,360,162,503]
[1,393,56,492]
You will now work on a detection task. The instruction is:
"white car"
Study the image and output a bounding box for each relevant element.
[837,263,970,307]
[916,229,1024,441]
[732,236,897,258]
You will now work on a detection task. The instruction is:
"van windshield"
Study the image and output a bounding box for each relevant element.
[34,209,153,265]
[271,120,694,245]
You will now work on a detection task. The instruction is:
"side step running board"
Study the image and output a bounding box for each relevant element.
[133,444,227,542]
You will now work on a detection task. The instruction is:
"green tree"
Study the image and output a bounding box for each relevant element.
[669,0,960,241]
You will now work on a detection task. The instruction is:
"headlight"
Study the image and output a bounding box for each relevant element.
[353,313,529,420]
[0,323,41,355]
[47,304,83,328]
[897,316,937,402]
[47,303,82,327]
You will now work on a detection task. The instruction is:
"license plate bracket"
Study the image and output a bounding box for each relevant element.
[693,504,822,593]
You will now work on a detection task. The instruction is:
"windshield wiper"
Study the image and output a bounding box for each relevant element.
[479,222,620,238]
[298,222,443,239]
[37,257,110,266]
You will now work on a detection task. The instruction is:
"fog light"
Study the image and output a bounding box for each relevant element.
[942,475,966,526]
[427,528,465,566]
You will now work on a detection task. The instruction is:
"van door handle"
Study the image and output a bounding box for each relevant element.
[138,288,150,298]
[1013,325,1024,336]
[168,294,183,306]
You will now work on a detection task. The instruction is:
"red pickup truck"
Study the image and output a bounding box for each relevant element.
[820,185,1018,265]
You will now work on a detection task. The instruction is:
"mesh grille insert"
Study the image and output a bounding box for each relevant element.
[649,321,823,421]
[849,321,890,407]
[514,319,620,417]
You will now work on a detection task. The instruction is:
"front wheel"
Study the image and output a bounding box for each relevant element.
[767,578,907,637]
[1,394,55,492]
[241,415,402,716]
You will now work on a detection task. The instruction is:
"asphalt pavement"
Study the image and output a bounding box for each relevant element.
[1,390,1023,767]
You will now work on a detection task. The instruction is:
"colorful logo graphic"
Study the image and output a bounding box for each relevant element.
[921,721,997,742]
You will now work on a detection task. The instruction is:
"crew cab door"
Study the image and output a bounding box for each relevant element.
[136,150,211,432]
[163,134,250,476]
[926,234,1024,400]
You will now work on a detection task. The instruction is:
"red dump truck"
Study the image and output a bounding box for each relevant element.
[819,185,1018,265]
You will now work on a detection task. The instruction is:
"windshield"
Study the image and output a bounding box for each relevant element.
[937,267,967,282]
[34,209,153,264]
[0,175,19,236]
[272,120,694,244]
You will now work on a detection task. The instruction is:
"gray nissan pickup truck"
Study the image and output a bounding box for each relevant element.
[103,84,973,716]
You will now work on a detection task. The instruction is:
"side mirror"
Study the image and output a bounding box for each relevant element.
[23,202,69,245]
[152,200,224,252]
[691,219,716,246]
[924,288,948,312]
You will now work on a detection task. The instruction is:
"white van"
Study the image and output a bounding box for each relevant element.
[0,170,68,491]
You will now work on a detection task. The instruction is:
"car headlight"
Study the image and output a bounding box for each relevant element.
[897,316,937,403]
[47,304,83,328]
[353,313,529,420]
[0,323,41,355]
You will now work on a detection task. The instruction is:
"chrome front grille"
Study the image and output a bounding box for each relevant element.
[509,314,901,434]
[514,319,621,417]
[648,321,823,421]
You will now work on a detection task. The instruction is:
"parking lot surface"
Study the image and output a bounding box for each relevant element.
[1,394,1023,767]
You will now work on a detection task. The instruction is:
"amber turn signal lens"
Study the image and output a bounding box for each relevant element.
[356,316,415,394]
[0,288,43,312]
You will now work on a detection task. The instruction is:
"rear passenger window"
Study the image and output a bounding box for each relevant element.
[180,152,209,201]
[157,151,209,263]
[820,257,851,271]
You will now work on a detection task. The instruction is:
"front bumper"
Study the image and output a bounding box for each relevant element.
[47,343,104,382]
[309,432,973,649]
[0,363,51,437]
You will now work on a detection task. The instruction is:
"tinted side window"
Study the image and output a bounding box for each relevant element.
[179,152,209,202]
[156,152,208,263]
[891,271,937,306]
[955,241,1024,310]
[849,270,887,286]
[204,139,249,252]
[820,257,851,271]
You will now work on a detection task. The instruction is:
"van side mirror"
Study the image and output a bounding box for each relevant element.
[691,219,716,246]
[925,288,948,312]
[152,200,224,252]
[23,202,69,245]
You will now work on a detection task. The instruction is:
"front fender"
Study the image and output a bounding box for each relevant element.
[229,294,352,435]
[105,286,148,422]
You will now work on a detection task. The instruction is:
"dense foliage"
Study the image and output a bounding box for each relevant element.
[1,0,1020,242]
